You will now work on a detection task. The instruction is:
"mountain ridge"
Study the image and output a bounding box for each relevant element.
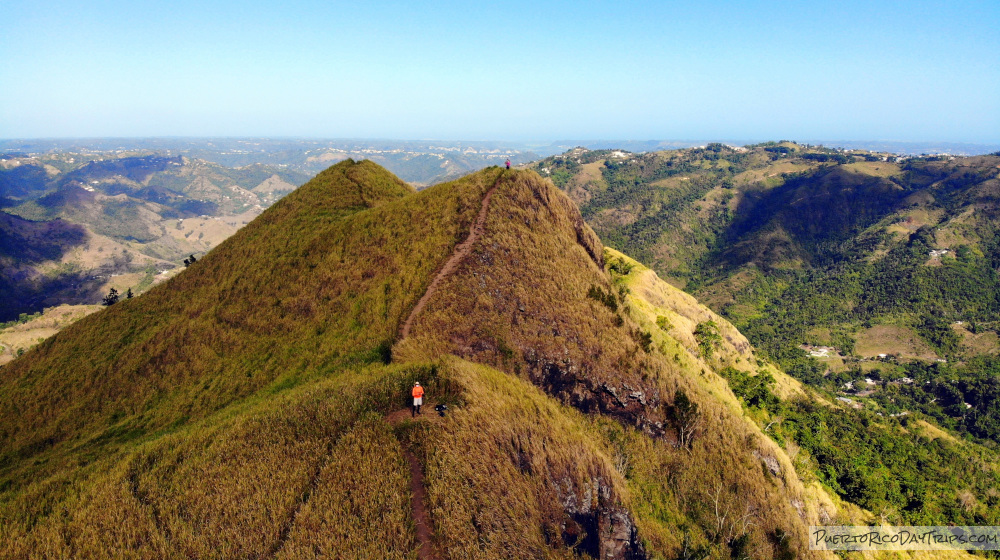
[2,159,935,558]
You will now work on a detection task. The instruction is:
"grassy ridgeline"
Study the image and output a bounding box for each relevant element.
[2,162,827,559]
[1,362,426,558]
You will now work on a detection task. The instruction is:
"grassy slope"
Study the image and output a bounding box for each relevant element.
[2,162,836,559]
[0,159,491,491]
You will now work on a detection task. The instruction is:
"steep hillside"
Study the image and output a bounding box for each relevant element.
[0,161,843,559]
[606,251,1000,535]
[534,146,1000,443]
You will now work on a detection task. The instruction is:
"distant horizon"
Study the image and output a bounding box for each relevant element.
[2,136,998,157]
[2,1,997,144]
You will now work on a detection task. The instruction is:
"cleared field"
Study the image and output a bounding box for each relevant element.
[842,161,902,177]
[854,325,940,360]
[955,324,1000,357]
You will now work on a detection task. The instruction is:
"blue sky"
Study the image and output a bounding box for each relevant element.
[2,0,998,142]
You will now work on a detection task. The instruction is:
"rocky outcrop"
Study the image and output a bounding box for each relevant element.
[524,352,665,438]
[553,475,646,560]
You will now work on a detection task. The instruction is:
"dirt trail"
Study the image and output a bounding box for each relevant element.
[390,172,505,559]
[399,172,504,339]
[386,409,440,560]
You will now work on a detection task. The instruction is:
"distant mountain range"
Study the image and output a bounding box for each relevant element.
[545,139,1000,157]
[0,152,309,322]
[0,138,550,187]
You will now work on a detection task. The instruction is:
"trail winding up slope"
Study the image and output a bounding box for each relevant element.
[399,171,504,339]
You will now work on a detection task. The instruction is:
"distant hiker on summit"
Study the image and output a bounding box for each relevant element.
[505,158,511,169]
[412,382,424,417]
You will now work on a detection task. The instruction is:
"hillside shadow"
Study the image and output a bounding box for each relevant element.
[61,155,183,186]
[0,212,88,264]
[716,166,909,270]
[0,269,104,322]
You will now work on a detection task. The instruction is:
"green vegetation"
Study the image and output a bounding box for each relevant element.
[536,147,1000,349]
[694,321,722,359]
[597,240,1000,557]
[717,364,1000,527]
[537,146,1000,437]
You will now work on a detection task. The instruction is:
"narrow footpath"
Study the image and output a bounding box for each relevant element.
[386,409,440,560]
[399,171,504,339]
[390,170,505,559]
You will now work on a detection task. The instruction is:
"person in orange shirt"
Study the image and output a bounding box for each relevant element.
[412,382,424,417]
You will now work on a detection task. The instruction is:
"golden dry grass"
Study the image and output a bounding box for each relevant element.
[0,305,101,365]
[417,357,627,559]
[841,162,903,178]
[0,362,431,559]
[0,161,499,492]
[955,325,1000,357]
[395,172,830,558]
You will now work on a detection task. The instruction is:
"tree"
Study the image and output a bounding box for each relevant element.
[671,389,702,450]
[126,288,134,299]
[694,321,722,360]
[184,254,198,267]
[103,288,120,306]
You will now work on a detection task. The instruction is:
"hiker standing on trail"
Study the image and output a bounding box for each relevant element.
[412,382,424,417]
[505,158,511,169]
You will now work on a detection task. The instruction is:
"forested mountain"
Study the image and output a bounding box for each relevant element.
[533,144,1000,444]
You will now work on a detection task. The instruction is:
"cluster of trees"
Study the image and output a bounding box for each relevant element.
[102,288,133,306]
[0,311,43,329]
[728,226,999,369]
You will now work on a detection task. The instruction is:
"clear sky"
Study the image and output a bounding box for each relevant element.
[2,0,998,143]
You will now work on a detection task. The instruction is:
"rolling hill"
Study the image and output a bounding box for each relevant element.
[3,160,996,559]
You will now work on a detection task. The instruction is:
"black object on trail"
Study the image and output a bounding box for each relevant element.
[434,404,448,417]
